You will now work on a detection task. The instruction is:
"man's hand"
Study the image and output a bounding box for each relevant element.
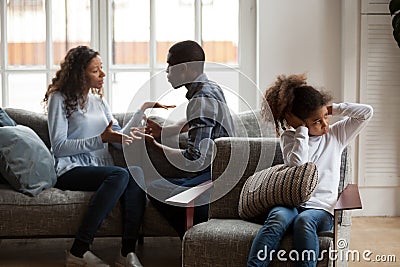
[285,113,306,129]
[101,121,133,144]
[145,118,162,140]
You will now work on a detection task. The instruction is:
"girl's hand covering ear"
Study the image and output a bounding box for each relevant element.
[285,113,306,129]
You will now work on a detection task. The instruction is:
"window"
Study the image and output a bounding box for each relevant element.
[0,0,91,112]
[0,0,255,114]
[3,0,47,111]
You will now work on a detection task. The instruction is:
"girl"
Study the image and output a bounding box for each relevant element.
[43,46,174,267]
[247,74,373,267]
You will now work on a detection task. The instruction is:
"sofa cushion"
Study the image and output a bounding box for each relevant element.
[0,184,119,236]
[0,184,176,237]
[238,162,318,220]
[0,125,57,196]
[183,218,331,267]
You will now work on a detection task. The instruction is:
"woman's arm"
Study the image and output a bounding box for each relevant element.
[101,99,136,149]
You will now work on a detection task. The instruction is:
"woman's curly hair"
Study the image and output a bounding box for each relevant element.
[43,46,103,118]
[261,73,332,136]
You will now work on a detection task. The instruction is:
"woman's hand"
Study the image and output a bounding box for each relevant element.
[285,113,306,129]
[130,127,155,144]
[101,121,134,144]
[140,101,176,112]
[129,127,145,140]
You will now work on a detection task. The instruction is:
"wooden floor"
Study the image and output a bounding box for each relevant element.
[348,217,400,267]
[0,217,398,267]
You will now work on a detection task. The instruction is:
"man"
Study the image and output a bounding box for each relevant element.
[139,40,235,239]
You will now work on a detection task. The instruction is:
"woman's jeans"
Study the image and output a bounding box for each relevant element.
[55,166,146,245]
[247,206,334,267]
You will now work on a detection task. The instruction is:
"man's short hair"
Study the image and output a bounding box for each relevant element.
[168,40,205,71]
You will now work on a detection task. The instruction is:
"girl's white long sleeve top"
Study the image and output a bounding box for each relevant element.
[280,103,373,215]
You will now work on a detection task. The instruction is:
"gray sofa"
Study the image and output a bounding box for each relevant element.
[0,108,357,267]
[182,139,357,267]
[0,108,177,240]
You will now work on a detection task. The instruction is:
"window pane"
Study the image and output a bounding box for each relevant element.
[7,0,46,66]
[155,0,194,64]
[110,72,150,113]
[112,0,150,65]
[52,0,91,65]
[202,0,238,64]
[8,73,46,112]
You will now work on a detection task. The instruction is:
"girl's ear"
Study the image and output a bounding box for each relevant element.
[327,105,333,115]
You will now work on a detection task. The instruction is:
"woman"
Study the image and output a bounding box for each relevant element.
[43,45,174,267]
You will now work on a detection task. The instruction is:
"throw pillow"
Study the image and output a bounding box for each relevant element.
[0,107,17,127]
[0,108,17,184]
[238,162,318,220]
[0,125,57,196]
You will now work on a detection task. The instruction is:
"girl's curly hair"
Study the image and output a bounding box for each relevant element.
[260,73,332,136]
[43,46,103,118]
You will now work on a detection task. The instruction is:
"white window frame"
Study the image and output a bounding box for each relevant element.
[1,0,256,112]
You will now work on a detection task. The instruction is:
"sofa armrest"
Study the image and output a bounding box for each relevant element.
[166,181,213,230]
[333,183,362,264]
[334,183,362,211]
[166,181,213,205]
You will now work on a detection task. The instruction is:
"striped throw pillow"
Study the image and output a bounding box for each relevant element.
[238,162,318,220]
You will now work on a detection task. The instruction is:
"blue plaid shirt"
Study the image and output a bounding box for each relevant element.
[183,74,234,172]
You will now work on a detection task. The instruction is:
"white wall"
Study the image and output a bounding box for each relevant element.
[257,0,342,102]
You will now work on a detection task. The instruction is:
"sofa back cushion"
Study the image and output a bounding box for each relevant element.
[5,109,126,151]
[231,110,275,138]
[210,138,283,219]
[3,110,139,169]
